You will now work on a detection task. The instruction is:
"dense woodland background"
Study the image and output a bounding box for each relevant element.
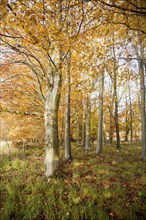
[0,0,146,219]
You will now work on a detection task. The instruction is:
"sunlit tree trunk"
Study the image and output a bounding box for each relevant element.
[103,129,107,145]
[82,104,86,147]
[96,72,104,155]
[128,82,133,145]
[139,60,146,158]
[85,96,91,150]
[109,112,113,144]
[113,40,120,149]
[134,38,146,158]
[108,81,114,144]
[76,114,80,145]
[60,116,64,145]
[44,73,62,177]
[44,0,63,177]
[125,97,130,142]
[114,79,120,149]
[65,50,72,160]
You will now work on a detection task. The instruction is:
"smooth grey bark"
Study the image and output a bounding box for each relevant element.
[76,114,80,145]
[134,39,146,158]
[45,0,63,177]
[60,115,64,145]
[65,50,72,160]
[103,129,107,145]
[44,73,62,177]
[139,60,146,158]
[113,41,120,149]
[125,97,130,142]
[108,76,114,144]
[114,78,120,148]
[128,83,133,145]
[96,72,104,155]
[85,96,91,150]
[109,112,113,144]
[82,105,86,147]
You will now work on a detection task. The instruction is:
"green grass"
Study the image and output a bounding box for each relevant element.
[0,144,146,220]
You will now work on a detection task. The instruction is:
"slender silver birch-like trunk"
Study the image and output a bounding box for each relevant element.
[85,96,91,150]
[139,60,146,158]
[76,114,80,145]
[128,83,133,145]
[125,97,129,142]
[114,82,120,149]
[65,50,72,160]
[109,112,113,144]
[113,41,120,149]
[60,116,64,145]
[82,105,86,147]
[96,72,104,155]
[134,39,146,158]
[109,83,114,144]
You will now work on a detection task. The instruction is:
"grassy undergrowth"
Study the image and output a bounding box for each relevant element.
[0,143,146,220]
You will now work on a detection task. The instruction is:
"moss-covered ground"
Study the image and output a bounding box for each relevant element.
[0,143,146,220]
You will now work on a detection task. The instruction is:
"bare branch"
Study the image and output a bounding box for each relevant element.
[47,52,58,71]
[0,33,22,39]
[97,0,146,16]
[14,60,46,103]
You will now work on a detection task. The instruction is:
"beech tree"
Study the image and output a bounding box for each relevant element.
[112,39,121,149]
[81,104,86,147]
[1,0,66,177]
[85,95,91,151]
[65,50,72,160]
[1,0,104,176]
[96,71,104,155]
[133,36,146,158]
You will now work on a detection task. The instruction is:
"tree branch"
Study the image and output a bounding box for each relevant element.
[0,33,22,39]
[97,0,146,16]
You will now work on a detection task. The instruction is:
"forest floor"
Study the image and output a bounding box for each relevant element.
[0,143,146,220]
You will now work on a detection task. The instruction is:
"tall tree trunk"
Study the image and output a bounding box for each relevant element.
[128,82,133,145]
[82,104,86,147]
[65,51,72,160]
[76,114,80,145]
[125,117,129,142]
[103,129,107,145]
[109,112,113,144]
[44,0,63,177]
[114,84,120,149]
[85,96,91,150]
[96,72,104,155]
[60,116,64,145]
[44,74,61,177]
[139,60,146,158]
[125,97,129,142]
[134,38,146,158]
[109,80,114,144]
[113,40,120,149]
